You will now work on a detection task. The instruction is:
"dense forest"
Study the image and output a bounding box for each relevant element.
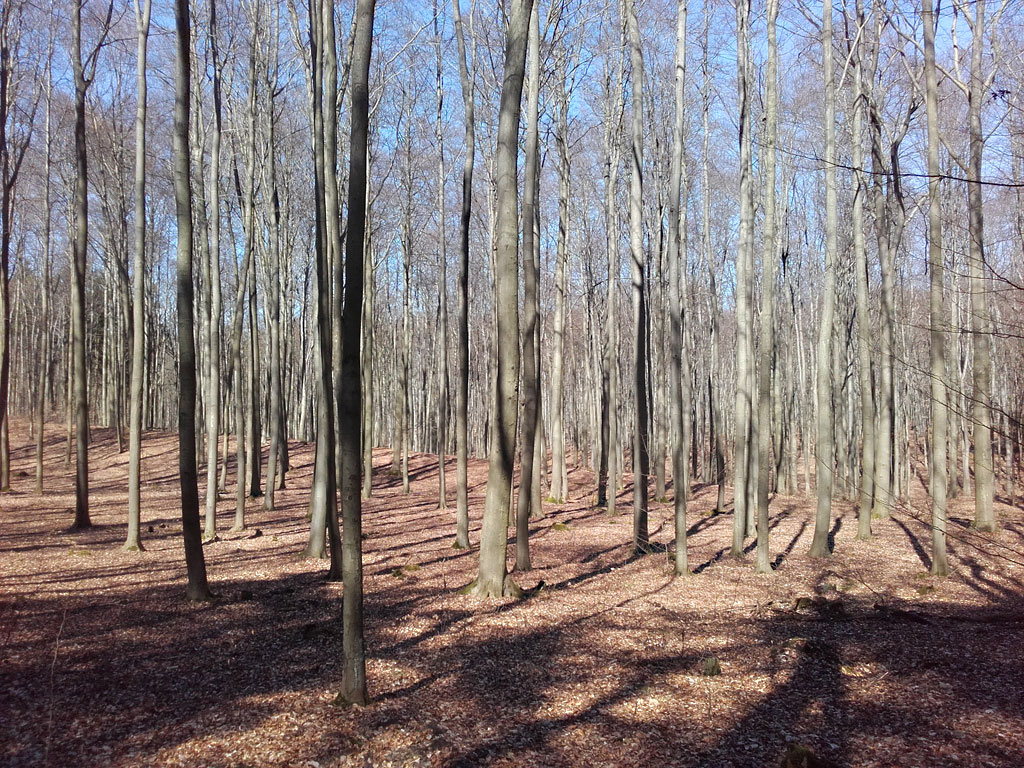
[2,0,1023,765]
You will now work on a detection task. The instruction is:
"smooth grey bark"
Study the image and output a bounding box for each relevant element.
[852,0,873,540]
[514,1,539,571]
[263,74,284,511]
[34,42,54,497]
[923,0,948,575]
[809,0,837,558]
[434,3,449,511]
[335,0,375,707]
[626,0,649,553]
[203,0,224,541]
[173,0,212,601]
[731,0,754,554]
[755,0,778,573]
[472,0,533,598]
[667,0,689,576]
[601,17,625,515]
[126,0,152,551]
[307,0,343,581]
[451,0,473,550]
[964,0,996,532]
[70,0,109,529]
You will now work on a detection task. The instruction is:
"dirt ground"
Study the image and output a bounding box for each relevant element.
[2,420,1023,768]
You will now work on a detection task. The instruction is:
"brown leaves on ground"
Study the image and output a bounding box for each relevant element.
[2,421,1023,767]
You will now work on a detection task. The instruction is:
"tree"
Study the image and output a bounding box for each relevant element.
[755,0,779,573]
[334,0,376,707]
[515,0,540,571]
[731,0,754,555]
[173,0,213,602]
[69,0,114,529]
[626,0,649,554]
[125,0,152,551]
[922,0,947,575]
[451,0,474,551]
[851,0,873,541]
[667,0,689,576]
[809,0,838,558]
[471,0,534,598]
[434,0,449,511]
[203,0,225,541]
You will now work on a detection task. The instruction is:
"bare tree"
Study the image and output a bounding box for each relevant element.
[125,0,152,551]
[334,0,376,707]
[451,0,474,551]
[173,0,212,602]
[626,0,649,554]
[755,0,779,572]
[471,0,534,598]
[809,0,838,558]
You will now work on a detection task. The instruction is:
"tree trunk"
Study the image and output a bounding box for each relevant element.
[923,0,948,574]
[966,0,996,532]
[472,0,533,598]
[731,0,753,555]
[809,0,837,558]
[334,0,375,707]
[667,0,689,576]
[70,0,93,529]
[626,0,649,554]
[514,2,540,571]
[755,0,778,573]
[173,0,212,601]
[435,4,449,511]
[203,0,225,541]
[451,0,473,551]
[852,0,874,540]
[126,0,152,550]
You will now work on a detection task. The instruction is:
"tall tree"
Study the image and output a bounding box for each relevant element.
[450,0,474,550]
[731,0,754,555]
[471,0,534,597]
[809,0,838,558]
[755,0,779,572]
[922,0,947,575]
[515,0,540,570]
[963,0,995,532]
[626,0,649,554]
[334,0,376,707]
[203,0,225,541]
[434,0,449,511]
[125,0,152,551]
[667,0,690,576]
[173,0,212,601]
[851,0,873,540]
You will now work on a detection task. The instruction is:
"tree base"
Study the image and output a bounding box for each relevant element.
[121,541,145,553]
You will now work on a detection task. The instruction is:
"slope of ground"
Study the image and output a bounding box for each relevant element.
[2,421,1023,768]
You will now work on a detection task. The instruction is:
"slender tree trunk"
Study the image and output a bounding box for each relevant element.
[755,0,779,572]
[334,0,376,707]
[626,0,649,554]
[809,0,837,558]
[731,0,753,555]
[472,0,533,598]
[203,0,224,541]
[70,0,94,529]
[126,0,152,550]
[668,0,689,576]
[264,45,284,512]
[435,4,449,511]
[173,0,212,601]
[923,0,948,574]
[515,2,540,571]
[966,0,995,532]
[852,0,874,540]
[451,0,473,551]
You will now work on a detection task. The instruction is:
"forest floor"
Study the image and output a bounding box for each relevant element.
[2,421,1024,768]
